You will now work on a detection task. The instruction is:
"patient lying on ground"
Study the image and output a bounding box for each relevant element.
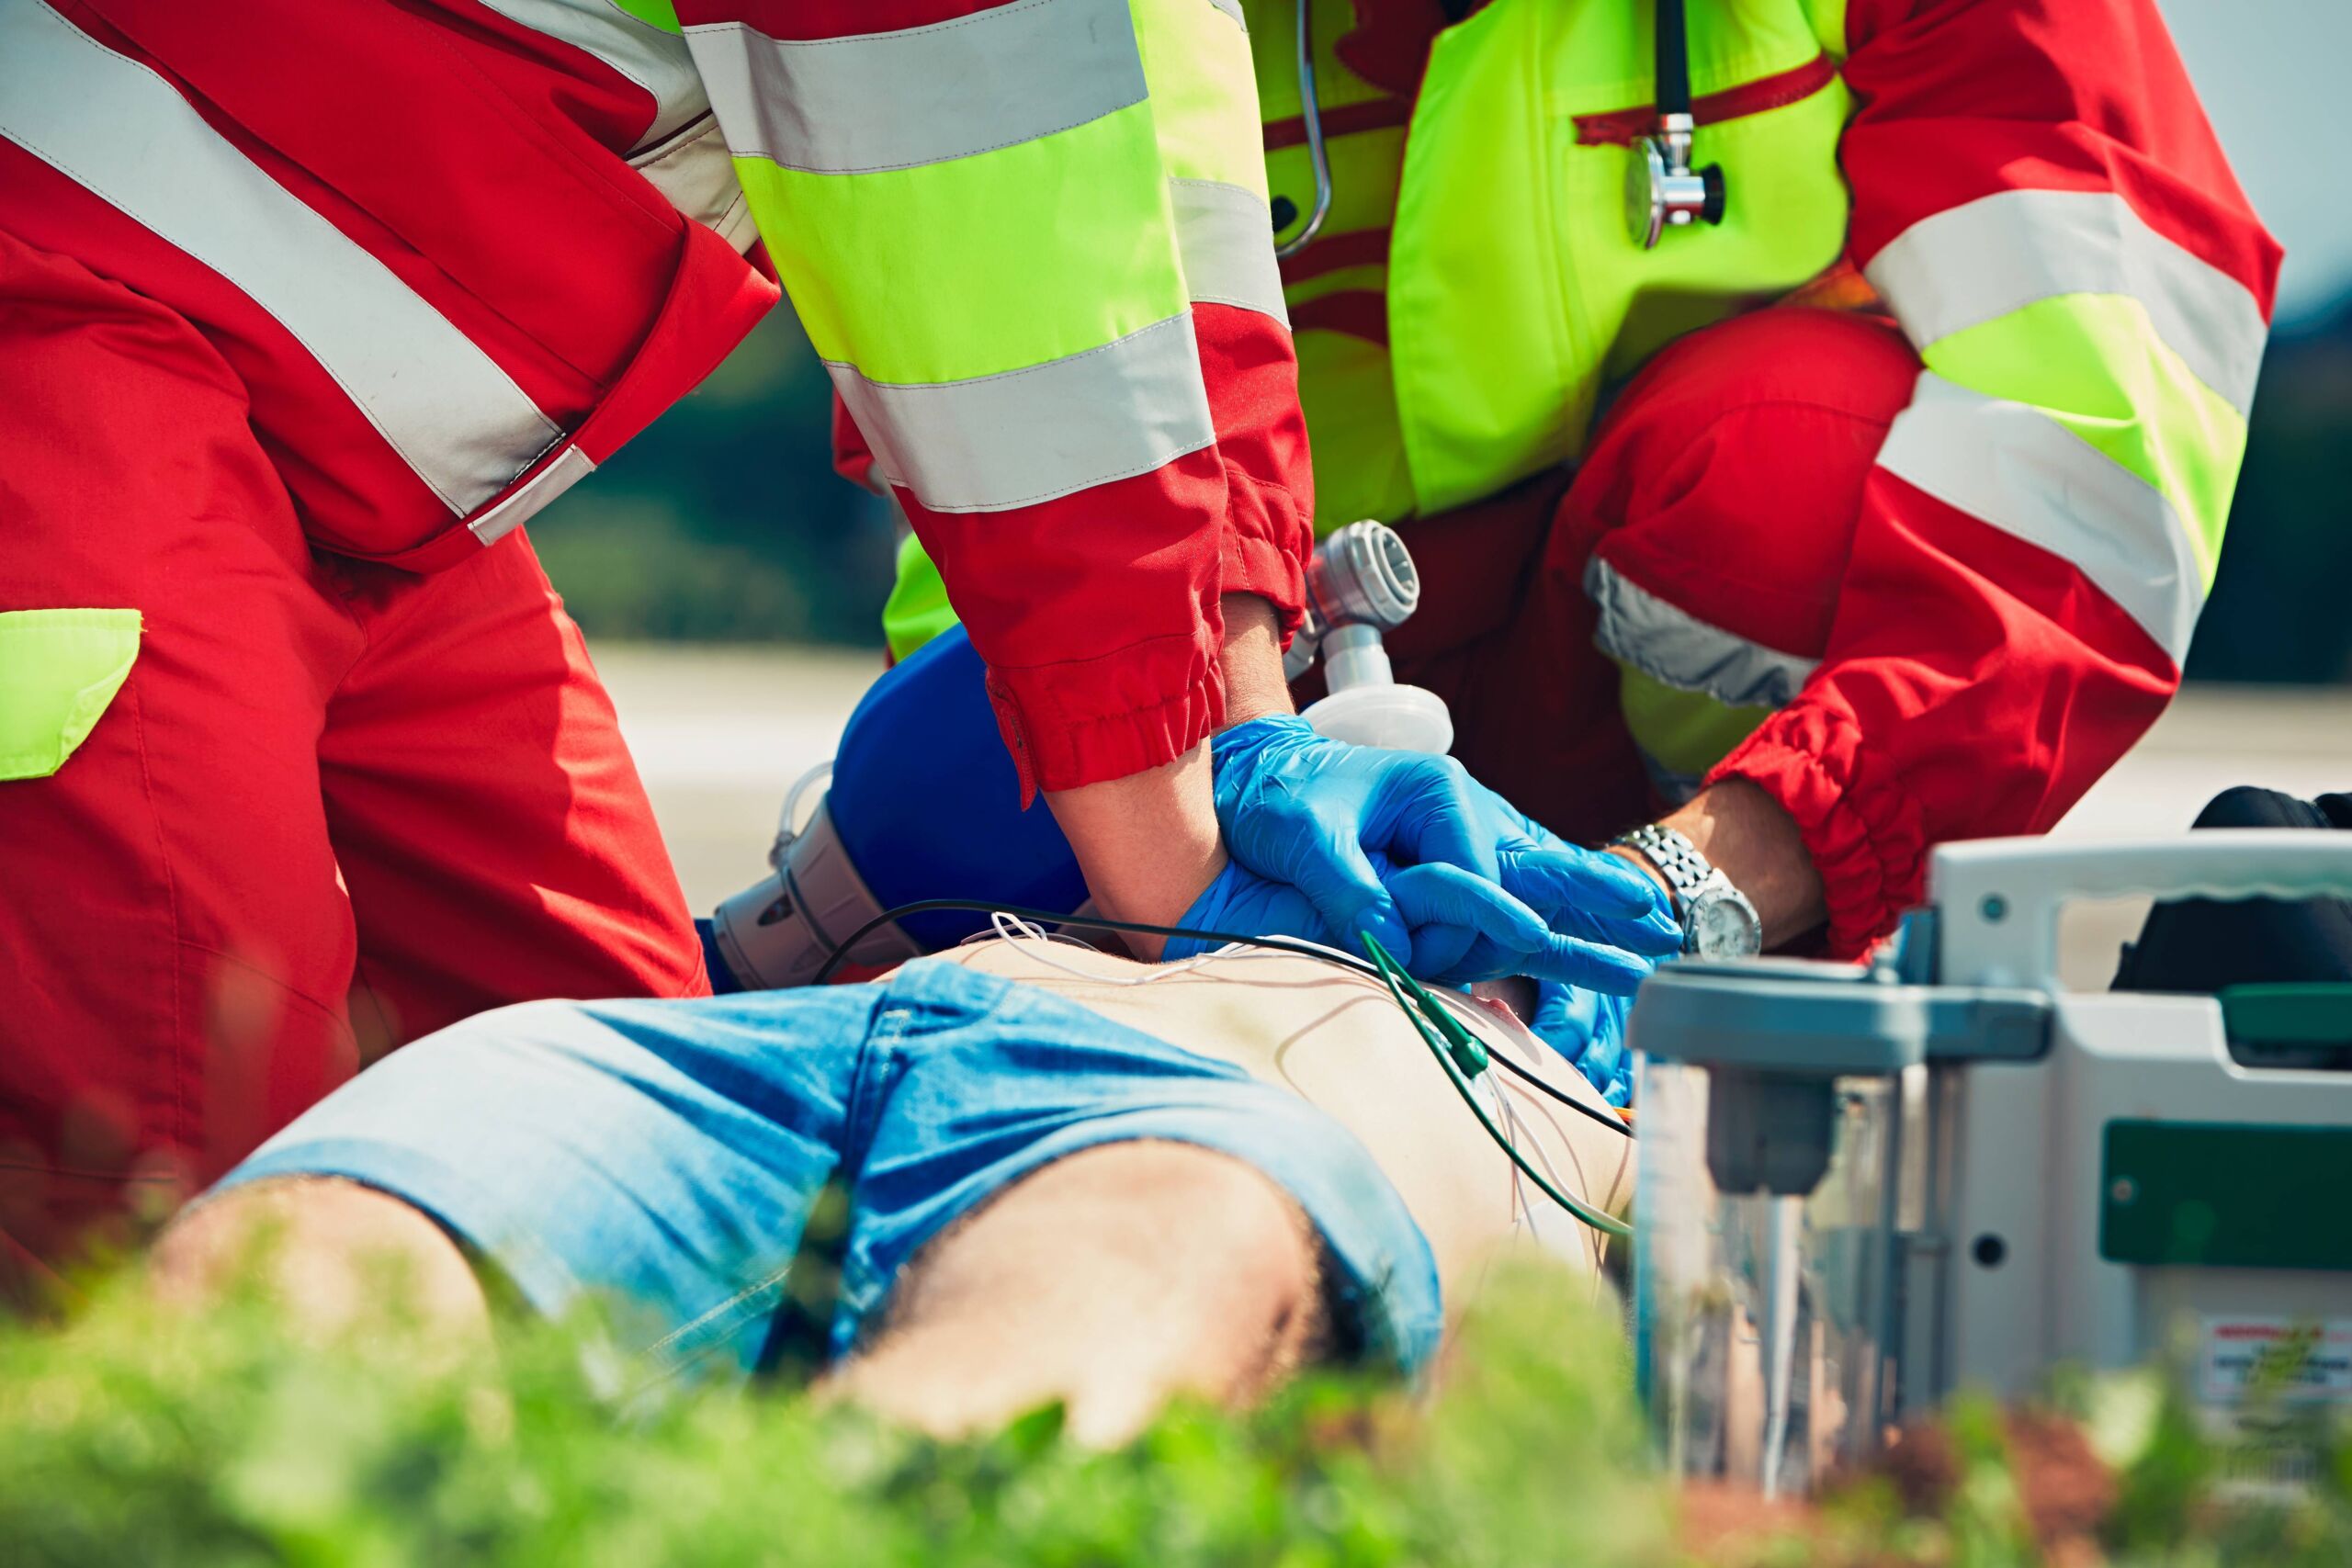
[153,936,1631,1444]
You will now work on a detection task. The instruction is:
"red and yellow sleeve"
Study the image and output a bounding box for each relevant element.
[680,0,1309,797]
[1711,0,2282,953]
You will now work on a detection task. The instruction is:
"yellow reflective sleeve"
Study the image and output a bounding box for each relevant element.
[1130,0,1268,196]
[1922,294,2248,583]
[0,608,141,781]
[739,99,1184,385]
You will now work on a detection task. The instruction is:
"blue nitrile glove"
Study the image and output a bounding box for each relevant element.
[1430,777,1681,979]
[1210,716,1678,983]
[1210,716,1491,970]
[1167,851,1664,992]
[1530,981,1637,1106]
[1428,847,1679,981]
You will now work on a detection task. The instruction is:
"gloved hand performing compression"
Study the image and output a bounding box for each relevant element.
[1530,981,1636,1106]
[711,627,1679,994]
[1208,716,1677,983]
[1169,849,1674,992]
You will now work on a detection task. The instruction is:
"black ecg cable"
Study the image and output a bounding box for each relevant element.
[1359,934,1633,1239]
[809,897,1635,1142]
[1488,1050,1632,1130]
[812,898,1383,985]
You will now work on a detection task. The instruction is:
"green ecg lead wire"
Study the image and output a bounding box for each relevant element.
[1360,934,1632,1241]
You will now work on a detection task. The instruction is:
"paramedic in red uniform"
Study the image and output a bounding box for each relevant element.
[870,0,2280,1002]
[0,0,1680,1288]
[1278,0,2282,962]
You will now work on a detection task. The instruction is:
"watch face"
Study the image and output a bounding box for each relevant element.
[1688,891,1763,959]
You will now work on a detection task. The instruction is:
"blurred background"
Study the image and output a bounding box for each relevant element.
[537,0,2352,918]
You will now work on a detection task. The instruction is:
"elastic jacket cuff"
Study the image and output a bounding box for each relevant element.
[985,630,1226,804]
[1706,704,1928,958]
[1219,456,1310,639]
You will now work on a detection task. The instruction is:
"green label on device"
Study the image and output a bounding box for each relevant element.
[2101,1120,2352,1272]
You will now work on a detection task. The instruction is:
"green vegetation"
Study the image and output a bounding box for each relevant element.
[5,1259,2350,1567]
[0,1264,1668,1568]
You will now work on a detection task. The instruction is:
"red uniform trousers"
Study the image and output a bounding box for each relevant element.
[1369,307,1919,857]
[0,226,706,1294]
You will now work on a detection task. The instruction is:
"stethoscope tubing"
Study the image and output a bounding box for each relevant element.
[1272,0,1713,262]
[1273,0,1333,260]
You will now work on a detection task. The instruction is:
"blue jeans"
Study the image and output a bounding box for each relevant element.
[215,959,1442,1387]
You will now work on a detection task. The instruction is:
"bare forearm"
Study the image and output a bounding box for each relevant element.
[1045,742,1222,960]
[1215,592,1295,727]
[1611,779,1826,949]
[1043,595,1293,955]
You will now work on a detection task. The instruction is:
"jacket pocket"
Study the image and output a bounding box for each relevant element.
[0,608,141,780]
[1569,52,1841,147]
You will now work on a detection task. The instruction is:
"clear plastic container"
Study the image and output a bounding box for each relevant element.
[1634,1059,1906,1496]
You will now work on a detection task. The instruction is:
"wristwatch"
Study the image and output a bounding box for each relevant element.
[1609,823,1763,960]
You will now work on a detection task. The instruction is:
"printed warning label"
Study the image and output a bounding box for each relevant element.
[2199,1318,2352,1405]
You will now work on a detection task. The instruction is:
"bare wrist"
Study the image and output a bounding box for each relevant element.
[1216,592,1296,728]
[1642,779,1826,949]
[1043,741,1226,960]
[1604,843,1672,894]
[1035,592,1297,958]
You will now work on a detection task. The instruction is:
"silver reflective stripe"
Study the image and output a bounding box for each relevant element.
[832,313,1216,513]
[1876,372,2204,664]
[0,1,560,517]
[1583,558,1818,709]
[470,0,709,147]
[1202,0,1248,28]
[684,0,1148,175]
[630,114,758,250]
[1170,178,1288,324]
[471,447,598,547]
[479,0,744,235]
[1865,188,2267,417]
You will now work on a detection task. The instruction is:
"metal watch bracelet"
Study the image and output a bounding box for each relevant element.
[1609,823,1763,958]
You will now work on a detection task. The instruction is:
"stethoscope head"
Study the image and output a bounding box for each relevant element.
[1276,0,1728,259]
[1629,0,1727,248]
[1629,112,1727,249]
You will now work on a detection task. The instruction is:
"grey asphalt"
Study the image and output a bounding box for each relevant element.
[597,643,2352,984]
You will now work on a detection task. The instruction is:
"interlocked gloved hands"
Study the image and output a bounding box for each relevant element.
[1202,716,1679,987]
[1169,850,1667,991]
[1470,773,1657,1099]
[1529,982,1637,1106]
[1420,772,1682,981]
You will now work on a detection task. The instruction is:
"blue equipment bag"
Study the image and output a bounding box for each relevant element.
[830,626,1088,952]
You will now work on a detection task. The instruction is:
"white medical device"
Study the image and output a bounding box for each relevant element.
[1285,520,1454,755]
[1631,834,2352,1495]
